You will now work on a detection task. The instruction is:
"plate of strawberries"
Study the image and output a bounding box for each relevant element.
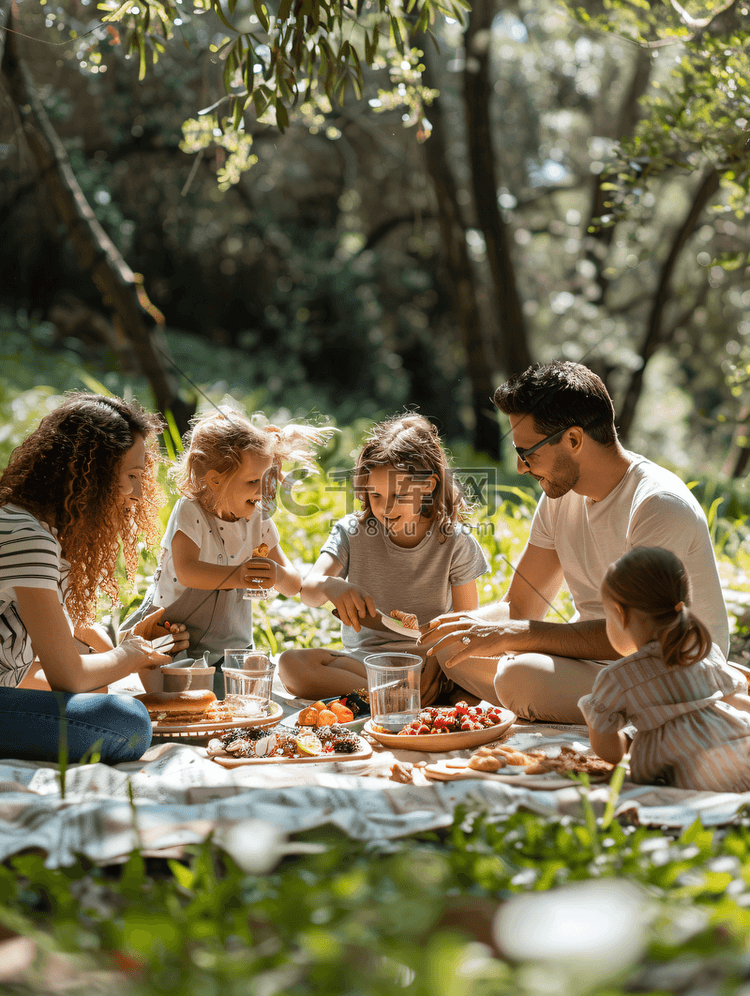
[364,702,516,751]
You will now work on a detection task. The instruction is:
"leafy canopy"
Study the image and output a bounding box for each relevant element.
[94,0,465,130]
[570,0,750,222]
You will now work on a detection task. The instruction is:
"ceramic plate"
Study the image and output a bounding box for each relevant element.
[286,694,370,732]
[363,708,516,752]
[151,701,283,738]
[208,737,373,766]
[378,613,420,640]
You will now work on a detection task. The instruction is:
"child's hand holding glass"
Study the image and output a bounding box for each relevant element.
[242,553,278,600]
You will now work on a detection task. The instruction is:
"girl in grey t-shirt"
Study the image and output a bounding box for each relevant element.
[277,414,489,704]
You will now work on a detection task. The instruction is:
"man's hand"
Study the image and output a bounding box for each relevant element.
[418,615,530,668]
[419,612,617,667]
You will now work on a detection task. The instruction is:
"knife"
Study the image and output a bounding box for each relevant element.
[332,607,420,640]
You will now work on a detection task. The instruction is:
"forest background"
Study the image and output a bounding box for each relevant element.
[0,0,749,473]
[2,4,750,994]
[2,0,750,632]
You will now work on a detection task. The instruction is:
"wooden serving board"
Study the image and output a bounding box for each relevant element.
[208,739,373,767]
[423,757,612,790]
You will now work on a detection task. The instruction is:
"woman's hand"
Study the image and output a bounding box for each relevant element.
[126,607,189,659]
[117,632,176,672]
[241,555,279,591]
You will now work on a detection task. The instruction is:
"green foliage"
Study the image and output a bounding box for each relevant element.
[180,114,258,189]
[567,0,750,222]
[91,0,462,134]
[5,807,750,994]
[0,316,105,468]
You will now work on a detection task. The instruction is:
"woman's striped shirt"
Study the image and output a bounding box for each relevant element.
[0,504,67,687]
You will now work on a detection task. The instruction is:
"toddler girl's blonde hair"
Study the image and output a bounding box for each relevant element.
[353,412,470,538]
[604,546,712,668]
[172,407,328,515]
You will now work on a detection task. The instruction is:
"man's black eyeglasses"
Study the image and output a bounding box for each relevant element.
[515,426,569,467]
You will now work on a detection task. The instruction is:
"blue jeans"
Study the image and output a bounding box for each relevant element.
[0,689,152,764]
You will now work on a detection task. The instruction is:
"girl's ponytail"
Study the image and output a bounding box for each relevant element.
[604,547,713,668]
[659,602,712,669]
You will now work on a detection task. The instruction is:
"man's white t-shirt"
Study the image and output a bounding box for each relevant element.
[529,453,729,655]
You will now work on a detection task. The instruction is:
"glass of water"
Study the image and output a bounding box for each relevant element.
[223,650,275,717]
[243,582,275,600]
[364,652,422,732]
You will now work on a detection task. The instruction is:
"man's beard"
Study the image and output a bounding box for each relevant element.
[538,452,580,500]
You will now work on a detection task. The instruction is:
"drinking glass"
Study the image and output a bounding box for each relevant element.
[223,649,275,717]
[364,652,422,732]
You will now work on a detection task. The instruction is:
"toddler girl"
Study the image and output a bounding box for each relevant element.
[124,407,327,682]
[278,413,489,704]
[579,546,750,791]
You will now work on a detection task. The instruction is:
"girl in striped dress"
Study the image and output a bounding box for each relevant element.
[578,546,750,792]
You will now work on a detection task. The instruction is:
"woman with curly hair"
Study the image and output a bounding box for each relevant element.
[0,393,187,763]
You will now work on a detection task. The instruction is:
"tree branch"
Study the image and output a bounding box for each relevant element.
[0,8,194,431]
[616,166,721,438]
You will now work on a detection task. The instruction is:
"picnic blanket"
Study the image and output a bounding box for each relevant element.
[1,709,749,868]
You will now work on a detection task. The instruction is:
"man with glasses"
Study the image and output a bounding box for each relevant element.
[420,360,729,724]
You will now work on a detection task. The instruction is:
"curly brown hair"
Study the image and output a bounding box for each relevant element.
[0,394,166,625]
[353,413,470,538]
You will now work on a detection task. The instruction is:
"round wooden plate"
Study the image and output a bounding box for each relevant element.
[151,700,283,738]
[363,708,516,752]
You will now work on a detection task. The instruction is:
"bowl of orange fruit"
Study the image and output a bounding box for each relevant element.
[288,691,370,732]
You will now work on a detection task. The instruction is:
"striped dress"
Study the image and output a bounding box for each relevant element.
[579,640,750,792]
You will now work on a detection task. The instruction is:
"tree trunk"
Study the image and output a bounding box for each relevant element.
[616,167,721,440]
[0,3,193,433]
[463,0,532,376]
[720,405,750,478]
[730,444,750,480]
[420,47,501,458]
[585,47,652,302]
